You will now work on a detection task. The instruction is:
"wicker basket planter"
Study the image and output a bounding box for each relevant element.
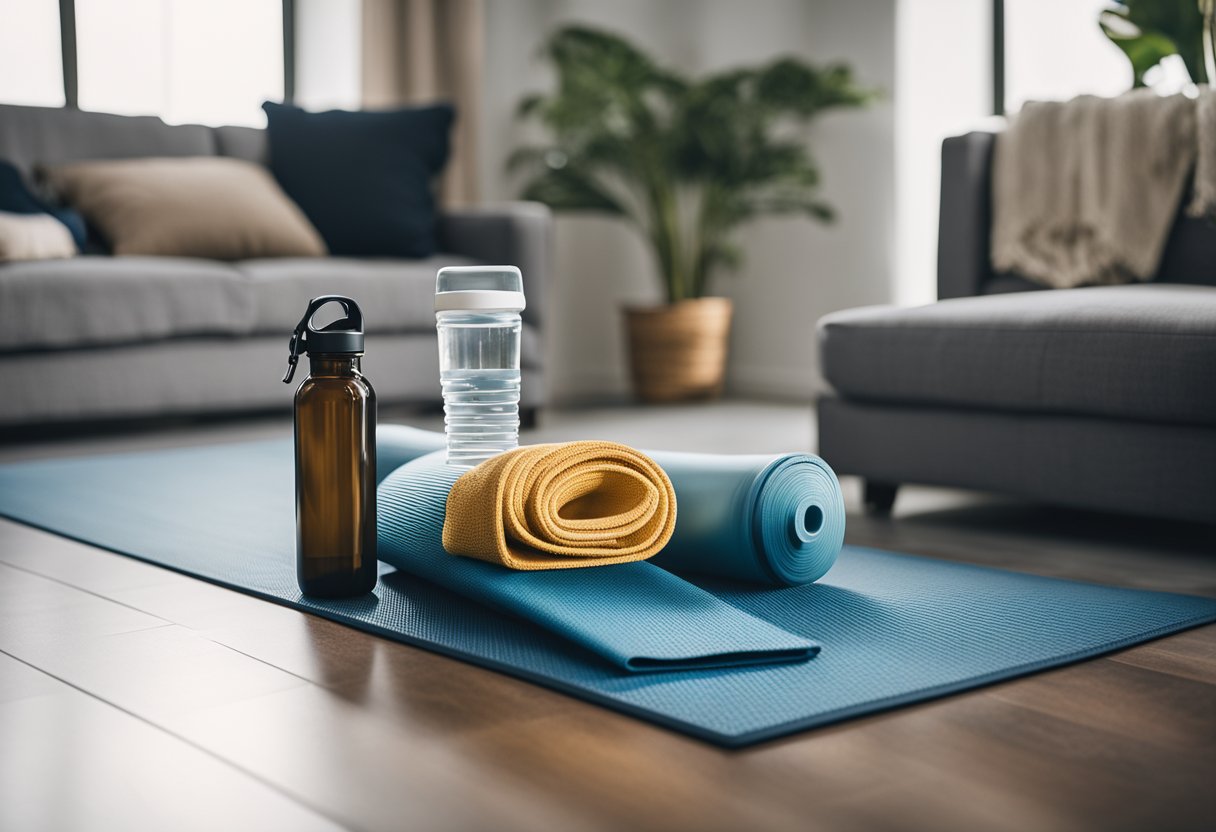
[624,297,733,402]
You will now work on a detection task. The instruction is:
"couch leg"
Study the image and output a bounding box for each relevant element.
[863,481,899,516]
[520,407,541,430]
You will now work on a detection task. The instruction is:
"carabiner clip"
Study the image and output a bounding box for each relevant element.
[282,329,305,384]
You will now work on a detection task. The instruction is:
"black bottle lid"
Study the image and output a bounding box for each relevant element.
[282,295,365,384]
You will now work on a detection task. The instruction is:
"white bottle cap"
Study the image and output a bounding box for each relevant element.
[434,265,526,313]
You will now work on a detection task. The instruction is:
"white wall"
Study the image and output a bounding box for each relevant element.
[294,0,362,111]
[482,0,898,402]
[893,0,993,307]
[1004,0,1130,112]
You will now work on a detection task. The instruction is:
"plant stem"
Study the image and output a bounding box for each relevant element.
[647,176,685,304]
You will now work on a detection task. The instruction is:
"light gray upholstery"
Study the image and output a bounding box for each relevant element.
[237,255,476,334]
[0,335,546,426]
[818,397,1216,523]
[0,103,553,428]
[0,257,252,351]
[213,125,267,164]
[0,103,214,175]
[819,284,1216,425]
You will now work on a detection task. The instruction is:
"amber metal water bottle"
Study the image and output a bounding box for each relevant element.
[282,296,377,597]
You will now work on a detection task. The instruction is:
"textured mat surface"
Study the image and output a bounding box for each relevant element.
[1,438,1214,746]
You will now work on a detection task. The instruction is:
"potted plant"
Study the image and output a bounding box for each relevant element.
[510,26,871,401]
[1099,0,1211,87]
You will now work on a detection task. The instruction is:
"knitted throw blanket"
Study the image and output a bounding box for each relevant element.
[1189,89,1216,221]
[991,89,1203,289]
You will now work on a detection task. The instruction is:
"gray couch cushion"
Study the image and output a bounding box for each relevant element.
[214,125,267,165]
[238,255,477,334]
[0,335,546,426]
[0,104,215,175]
[819,283,1216,425]
[0,257,252,351]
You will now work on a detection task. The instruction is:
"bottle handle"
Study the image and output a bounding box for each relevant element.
[282,296,364,384]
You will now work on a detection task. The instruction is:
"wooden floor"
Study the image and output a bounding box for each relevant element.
[1,403,1213,832]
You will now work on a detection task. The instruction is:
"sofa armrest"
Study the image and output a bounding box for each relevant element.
[937,131,997,300]
[437,202,553,330]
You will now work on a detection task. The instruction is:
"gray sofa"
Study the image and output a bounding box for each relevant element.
[0,103,551,430]
[818,130,1216,524]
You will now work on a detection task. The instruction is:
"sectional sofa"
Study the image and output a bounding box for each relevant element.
[0,103,551,431]
[818,130,1216,523]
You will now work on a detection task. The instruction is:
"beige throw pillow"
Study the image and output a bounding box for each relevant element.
[0,211,77,262]
[43,156,327,259]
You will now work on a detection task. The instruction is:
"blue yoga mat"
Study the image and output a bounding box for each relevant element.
[377,454,815,671]
[649,450,844,585]
[378,426,845,586]
[0,437,1213,746]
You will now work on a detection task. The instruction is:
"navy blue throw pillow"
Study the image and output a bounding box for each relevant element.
[262,101,454,258]
[0,160,86,250]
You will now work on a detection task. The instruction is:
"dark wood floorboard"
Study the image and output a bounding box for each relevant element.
[0,406,1213,831]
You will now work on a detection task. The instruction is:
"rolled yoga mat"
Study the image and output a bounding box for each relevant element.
[379,453,814,671]
[3,438,1215,746]
[376,424,446,481]
[647,451,844,585]
[375,426,845,586]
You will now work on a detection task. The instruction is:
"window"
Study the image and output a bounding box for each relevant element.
[75,0,283,126]
[0,0,66,107]
[1004,0,1131,113]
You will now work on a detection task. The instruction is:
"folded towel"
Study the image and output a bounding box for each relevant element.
[992,90,1197,288]
[442,441,677,570]
[379,452,818,671]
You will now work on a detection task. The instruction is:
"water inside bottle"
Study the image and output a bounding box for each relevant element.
[441,368,521,465]
[437,313,521,466]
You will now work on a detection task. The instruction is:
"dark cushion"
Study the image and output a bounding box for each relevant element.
[819,284,1216,426]
[262,101,454,258]
[0,159,85,249]
[1155,212,1216,287]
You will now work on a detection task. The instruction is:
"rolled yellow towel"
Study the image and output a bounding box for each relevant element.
[442,442,678,570]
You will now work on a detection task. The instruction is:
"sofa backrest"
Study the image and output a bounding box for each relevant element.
[0,103,223,176]
[938,130,1216,299]
[214,125,268,165]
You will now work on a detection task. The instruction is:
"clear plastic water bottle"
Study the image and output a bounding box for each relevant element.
[435,266,525,466]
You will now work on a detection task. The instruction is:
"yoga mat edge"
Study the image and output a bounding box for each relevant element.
[2,505,1212,747]
[1,438,1214,748]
